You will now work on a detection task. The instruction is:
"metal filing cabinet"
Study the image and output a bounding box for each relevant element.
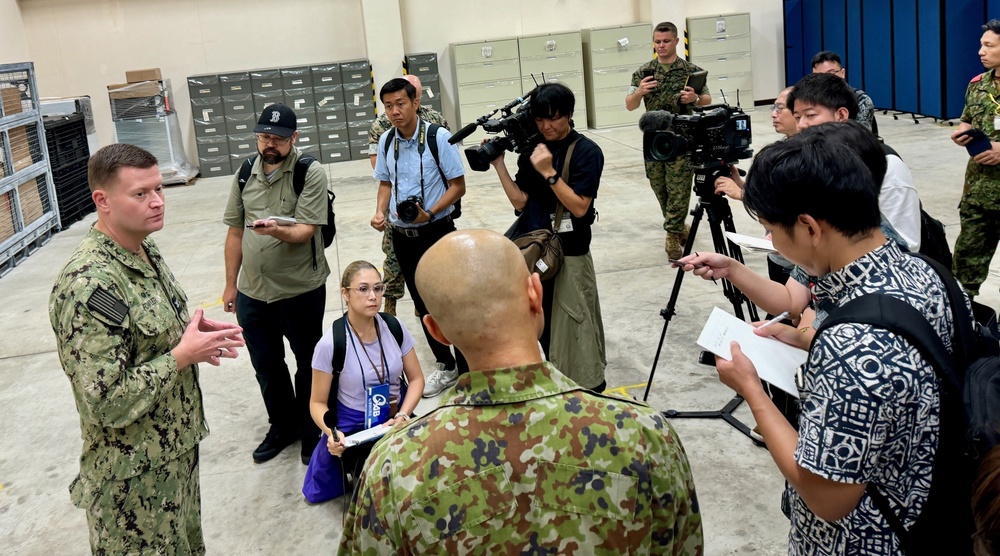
[582,23,652,129]
[339,60,374,161]
[451,37,521,146]
[518,31,587,129]
[686,13,753,108]
[312,62,347,165]
[404,52,443,114]
[188,73,232,177]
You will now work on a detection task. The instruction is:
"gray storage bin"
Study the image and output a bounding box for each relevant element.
[196,134,229,158]
[252,90,283,115]
[187,74,221,98]
[193,116,226,137]
[283,88,316,113]
[340,60,371,83]
[320,142,351,164]
[250,69,281,93]
[225,113,256,135]
[318,123,349,143]
[228,132,256,157]
[190,96,225,120]
[310,64,342,87]
[281,66,311,89]
[315,106,347,125]
[404,53,439,76]
[222,94,254,115]
[219,72,251,95]
[293,108,318,128]
[199,154,232,177]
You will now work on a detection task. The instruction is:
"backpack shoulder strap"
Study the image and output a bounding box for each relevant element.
[237,154,258,192]
[378,312,405,348]
[292,154,317,196]
[331,314,347,375]
[909,253,978,368]
[382,128,396,158]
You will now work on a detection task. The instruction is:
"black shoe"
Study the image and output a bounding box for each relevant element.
[301,435,320,465]
[252,430,297,463]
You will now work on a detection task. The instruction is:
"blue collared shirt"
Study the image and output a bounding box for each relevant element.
[373,118,464,227]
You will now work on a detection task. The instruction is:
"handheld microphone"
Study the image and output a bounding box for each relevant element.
[448,121,480,145]
[638,110,675,132]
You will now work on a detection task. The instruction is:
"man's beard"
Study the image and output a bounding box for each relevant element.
[259,147,289,165]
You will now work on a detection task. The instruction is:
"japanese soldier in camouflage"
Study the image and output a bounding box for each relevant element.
[338,229,703,554]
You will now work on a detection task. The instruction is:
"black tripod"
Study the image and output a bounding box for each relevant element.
[642,162,764,447]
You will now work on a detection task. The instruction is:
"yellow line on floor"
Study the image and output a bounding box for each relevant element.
[604,382,649,397]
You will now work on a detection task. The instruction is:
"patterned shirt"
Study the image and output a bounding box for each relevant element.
[786,241,953,555]
[853,88,875,132]
[49,227,207,508]
[338,362,704,555]
[630,58,710,115]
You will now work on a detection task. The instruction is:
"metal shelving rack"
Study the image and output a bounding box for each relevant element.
[0,62,59,277]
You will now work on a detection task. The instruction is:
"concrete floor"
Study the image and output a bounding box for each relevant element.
[2,108,998,554]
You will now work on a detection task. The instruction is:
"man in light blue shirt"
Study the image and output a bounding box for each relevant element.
[370,77,467,396]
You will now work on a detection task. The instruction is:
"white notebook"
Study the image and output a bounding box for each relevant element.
[696,307,807,397]
[343,424,389,447]
[725,231,775,253]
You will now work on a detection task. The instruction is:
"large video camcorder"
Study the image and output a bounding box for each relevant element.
[448,88,541,172]
[640,105,752,164]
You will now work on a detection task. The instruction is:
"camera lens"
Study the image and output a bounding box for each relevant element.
[397,197,421,223]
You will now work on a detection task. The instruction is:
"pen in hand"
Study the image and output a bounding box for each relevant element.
[669,253,717,285]
[757,311,790,329]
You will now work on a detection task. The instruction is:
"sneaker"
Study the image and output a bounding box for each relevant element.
[665,232,685,260]
[422,364,459,398]
[252,429,297,463]
[382,297,397,316]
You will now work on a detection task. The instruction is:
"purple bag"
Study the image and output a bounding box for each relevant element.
[302,433,346,504]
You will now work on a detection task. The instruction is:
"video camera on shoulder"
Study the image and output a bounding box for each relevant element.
[447,87,541,172]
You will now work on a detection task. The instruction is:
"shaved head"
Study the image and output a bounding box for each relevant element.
[404,74,423,99]
[416,230,543,364]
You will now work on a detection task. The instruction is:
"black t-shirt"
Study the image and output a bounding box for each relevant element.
[513,130,604,256]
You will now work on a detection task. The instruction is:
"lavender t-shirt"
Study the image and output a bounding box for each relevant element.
[311,316,416,412]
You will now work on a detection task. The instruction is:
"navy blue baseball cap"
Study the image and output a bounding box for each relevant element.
[254,103,297,137]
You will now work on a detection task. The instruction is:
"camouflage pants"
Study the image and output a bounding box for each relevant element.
[646,158,693,234]
[85,447,204,555]
[381,228,405,300]
[953,199,1000,296]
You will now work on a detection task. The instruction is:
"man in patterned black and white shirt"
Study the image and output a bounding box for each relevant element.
[711,132,962,555]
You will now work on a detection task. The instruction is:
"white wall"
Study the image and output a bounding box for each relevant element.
[11,0,784,165]
[0,0,30,64]
[18,0,367,159]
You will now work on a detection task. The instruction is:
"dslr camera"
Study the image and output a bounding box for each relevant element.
[639,104,753,196]
[396,195,423,224]
[448,88,541,172]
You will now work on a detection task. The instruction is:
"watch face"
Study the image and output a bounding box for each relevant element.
[547,175,558,185]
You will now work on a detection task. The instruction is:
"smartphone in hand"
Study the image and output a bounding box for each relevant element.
[958,128,992,157]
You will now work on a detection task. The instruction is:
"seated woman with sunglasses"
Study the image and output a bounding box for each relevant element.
[304,261,424,500]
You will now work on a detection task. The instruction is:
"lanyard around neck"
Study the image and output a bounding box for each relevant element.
[393,119,427,209]
[346,317,389,386]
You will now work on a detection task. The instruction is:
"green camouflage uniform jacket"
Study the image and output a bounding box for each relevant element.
[960,68,1000,210]
[367,106,450,155]
[49,227,207,508]
[630,58,710,115]
[339,362,704,555]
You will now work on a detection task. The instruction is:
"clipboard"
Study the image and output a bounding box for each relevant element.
[685,70,708,93]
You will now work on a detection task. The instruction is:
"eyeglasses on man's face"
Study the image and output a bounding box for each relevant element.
[771,103,787,113]
[256,134,291,146]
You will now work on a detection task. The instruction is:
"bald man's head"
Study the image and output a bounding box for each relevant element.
[404,74,423,100]
[416,230,542,354]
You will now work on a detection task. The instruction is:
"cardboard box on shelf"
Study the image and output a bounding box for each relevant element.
[1,87,22,116]
[0,193,15,243]
[126,68,162,83]
[107,81,161,100]
[18,178,43,225]
[8,125,34,172]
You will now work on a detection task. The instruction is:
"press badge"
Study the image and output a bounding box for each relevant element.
[365,383,391,428]
[994,115,1000,131]
[551,213,573,233]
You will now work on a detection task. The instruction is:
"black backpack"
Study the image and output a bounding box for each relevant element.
[324,312,405,431]
[382,124,461,219]
[917,204,953,269]
[813,254,1000,555]
[238,154,336,269]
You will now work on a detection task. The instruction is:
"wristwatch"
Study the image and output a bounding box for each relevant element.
[426,209,436,222]
[545,174,559,187]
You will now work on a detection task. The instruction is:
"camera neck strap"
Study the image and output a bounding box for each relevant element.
[392,118,427,213]
[552,138,579,230]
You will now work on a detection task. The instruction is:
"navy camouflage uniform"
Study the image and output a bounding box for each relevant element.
[49,227,208,555]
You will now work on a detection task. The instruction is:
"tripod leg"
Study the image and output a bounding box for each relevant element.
[642,203,706,402]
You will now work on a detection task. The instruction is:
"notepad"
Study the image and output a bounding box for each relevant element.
[343,424,388,447]
[265,216,297,226]
[696,307,807,397]
[725,231,775,253]
[685,70,708,93]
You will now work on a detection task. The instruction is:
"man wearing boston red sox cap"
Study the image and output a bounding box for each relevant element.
[221,103,330,465]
